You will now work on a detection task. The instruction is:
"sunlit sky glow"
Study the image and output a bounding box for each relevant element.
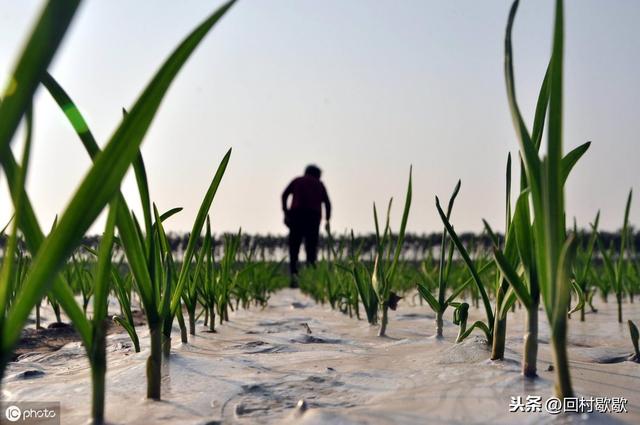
[0,0,638,235]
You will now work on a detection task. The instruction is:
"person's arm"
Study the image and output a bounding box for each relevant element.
[282,181,294,212]
[322,184,331,221]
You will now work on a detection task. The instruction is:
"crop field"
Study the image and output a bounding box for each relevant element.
[0,0,639,424]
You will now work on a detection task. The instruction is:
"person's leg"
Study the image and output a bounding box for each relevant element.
[304,213,321,267]
[288,211,303,285]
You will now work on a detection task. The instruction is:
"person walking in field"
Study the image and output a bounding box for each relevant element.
[281,164,331,287]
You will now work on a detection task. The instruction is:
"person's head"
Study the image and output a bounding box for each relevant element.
[304,164,322,179]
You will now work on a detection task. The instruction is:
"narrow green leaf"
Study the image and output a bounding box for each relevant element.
[513,189,533,275]
[416,283,441,313]
[504,0,542,197]
[0,107,33,318]
[159,207,183,223]
[435,196,494,326]
[577,211,600,283]
[171,148,232,314]
[40,73,155,320]
[387,167,412,284]
[6,0,239,340]
[499,288,518,319]
[561,142,590,184]
[444,261,494,305]
[92,198,118,328]
[531,63,551,150]
[505,153,512,233]
[552,235,577,326]
[0,1,81,160]
[456,320,491,343]
[482,219,500,248]
[568,279,585,315]
[492,248,532,309]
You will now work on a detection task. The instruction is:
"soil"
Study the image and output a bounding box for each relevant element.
[2,291,639,424]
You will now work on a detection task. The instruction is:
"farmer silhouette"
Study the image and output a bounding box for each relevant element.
[282,165,331,287]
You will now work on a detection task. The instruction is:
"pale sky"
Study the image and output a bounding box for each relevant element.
[0,0,638,235]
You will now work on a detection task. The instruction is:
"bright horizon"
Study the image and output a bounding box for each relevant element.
[1,0,638,236]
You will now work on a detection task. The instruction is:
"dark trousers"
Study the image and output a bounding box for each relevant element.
[287,209,321,275]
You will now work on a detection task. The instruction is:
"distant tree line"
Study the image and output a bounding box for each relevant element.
[1,230,637,262]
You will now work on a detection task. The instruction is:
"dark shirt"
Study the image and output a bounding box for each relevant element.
[282,175,331,220]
